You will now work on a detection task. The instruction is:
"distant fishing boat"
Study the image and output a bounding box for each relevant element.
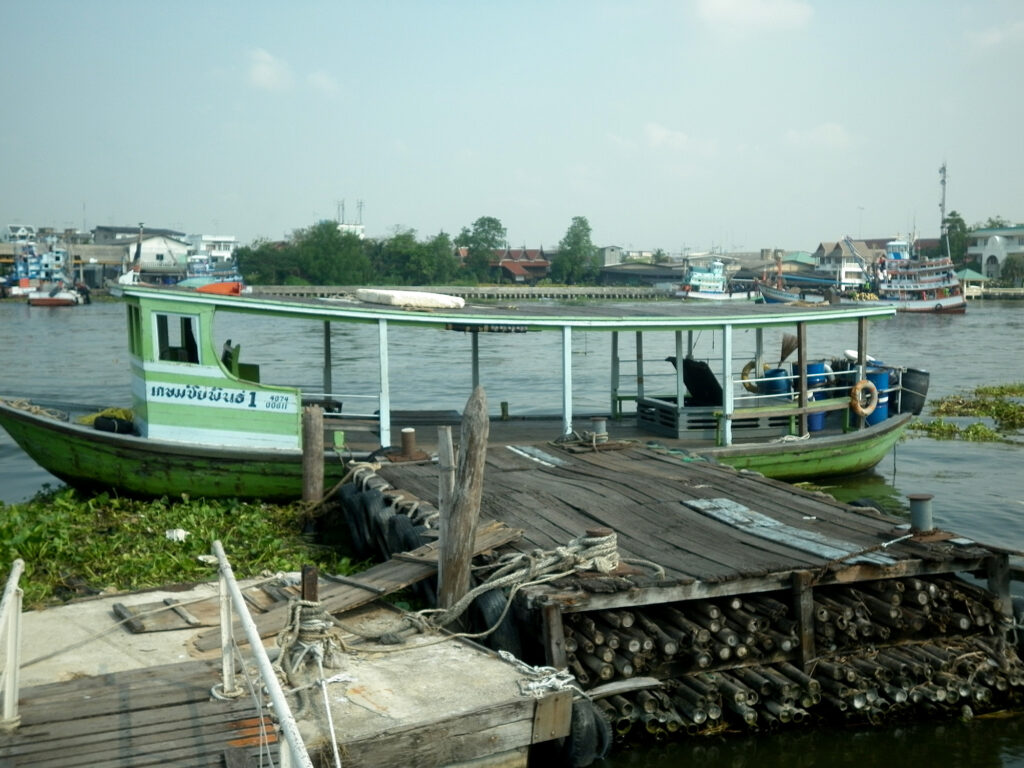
[758,237,966,314]
[676,260,756,301]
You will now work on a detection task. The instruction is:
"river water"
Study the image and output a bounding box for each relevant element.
[1,296,1024,764]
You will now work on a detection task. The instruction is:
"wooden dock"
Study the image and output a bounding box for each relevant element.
[337,439,1024,745]
[0,523,571,768]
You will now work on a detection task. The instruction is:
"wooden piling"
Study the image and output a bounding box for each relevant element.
[438,387,489,611]
[301,405,324,503]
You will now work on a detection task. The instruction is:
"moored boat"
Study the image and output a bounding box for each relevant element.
[676,260,756,301]
[758,237,966,314]
[0,287,928,499]
[25,277,90,307]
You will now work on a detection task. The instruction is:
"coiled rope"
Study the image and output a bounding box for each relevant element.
[2,398,68,422]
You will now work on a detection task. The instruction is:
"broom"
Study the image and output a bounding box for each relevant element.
[778,333,799,367]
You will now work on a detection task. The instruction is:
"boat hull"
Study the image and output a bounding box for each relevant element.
[0,400,348,501]
[702,412,912,480]
[758,283,966,314]
[26,290,81,307]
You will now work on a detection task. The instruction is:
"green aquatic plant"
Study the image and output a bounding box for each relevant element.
[961,423,1003,441]
[0,488,356,607]
[909,418,962,440]
[928,382,1024,434]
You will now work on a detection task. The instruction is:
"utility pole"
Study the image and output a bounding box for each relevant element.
[939,163,950,259]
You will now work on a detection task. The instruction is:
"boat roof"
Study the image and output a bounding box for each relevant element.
[119,285,897,333]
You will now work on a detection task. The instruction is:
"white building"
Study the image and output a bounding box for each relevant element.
[124,234,192,277]
[966,226,1024,279]
[5,224,37,243]
[186,234,239,267]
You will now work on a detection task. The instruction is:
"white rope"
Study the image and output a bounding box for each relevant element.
[317,658,344,768]
[497,649,585,698]
[772,433,811,443]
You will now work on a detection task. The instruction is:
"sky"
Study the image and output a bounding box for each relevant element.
[3,0,1022,254]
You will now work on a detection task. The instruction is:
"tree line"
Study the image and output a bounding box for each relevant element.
[234,215,602,286]
[234,211,1024,287]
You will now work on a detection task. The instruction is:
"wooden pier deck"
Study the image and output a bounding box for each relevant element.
[370,442,1008,604]
[344,439,1023,744]
[1,659,278,767]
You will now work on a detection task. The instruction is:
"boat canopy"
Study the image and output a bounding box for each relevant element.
[118,286,896,448]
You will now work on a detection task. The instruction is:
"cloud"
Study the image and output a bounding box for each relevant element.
[643,122,717,156]
[306,70,339,95]
[969,20,1024,48]
[248,49,292,90]
[696,0,813,30]
[785,122,853,150]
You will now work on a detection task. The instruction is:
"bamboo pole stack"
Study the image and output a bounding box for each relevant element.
[570,575,1024,741]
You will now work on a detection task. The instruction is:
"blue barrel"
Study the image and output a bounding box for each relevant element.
[866,368,890,425]
[761,368,791,398]
[792,362,827,431]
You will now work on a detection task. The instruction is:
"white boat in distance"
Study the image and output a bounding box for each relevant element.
[676,260,756,301]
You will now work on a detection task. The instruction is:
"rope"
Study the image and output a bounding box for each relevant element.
[771,433,811,443]
[497,649,585,698]
[346,531,665,649]
[275,599,347,717]
[1,398,68,422]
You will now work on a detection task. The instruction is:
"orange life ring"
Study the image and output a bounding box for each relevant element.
[741,360,759,393]
[850,379,878,417]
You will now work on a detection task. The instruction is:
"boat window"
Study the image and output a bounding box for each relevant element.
[127,304,142,356]
[155,312,200,364]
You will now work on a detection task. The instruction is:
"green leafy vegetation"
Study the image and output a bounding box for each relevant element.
[0,488,355,607]
[910,382,1024,441]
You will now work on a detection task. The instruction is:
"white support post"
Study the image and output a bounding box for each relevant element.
[378,318,391,448]
[674,331,684,415]
[722,325,734,445]
[212,541,314,768]
[561,325,573,436]
[218,568,237,697]
[1,558,24,731]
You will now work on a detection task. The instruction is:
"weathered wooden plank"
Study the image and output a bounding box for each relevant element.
[684,497,896,565]
[335,698,537,768]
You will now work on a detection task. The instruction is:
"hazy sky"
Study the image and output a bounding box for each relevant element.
[3,1,1021,253]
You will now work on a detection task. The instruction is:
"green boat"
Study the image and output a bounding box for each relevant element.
[0,286,926,500]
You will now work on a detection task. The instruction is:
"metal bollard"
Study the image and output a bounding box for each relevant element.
[908,493,934,533]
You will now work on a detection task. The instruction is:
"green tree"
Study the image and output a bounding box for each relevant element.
[415,231,459,284]
[456,216,505,282]
[235,239,300,285]
[653,248,670,264]
[943,210,968,265]
[551,216,599,284]
[977,215,1011,229]
[293,220,371,284]
[372,228,420,283]
[1001,253,1024,286]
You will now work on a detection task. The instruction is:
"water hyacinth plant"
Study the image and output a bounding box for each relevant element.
[910,382,1024,442]
[0,487,357,607]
